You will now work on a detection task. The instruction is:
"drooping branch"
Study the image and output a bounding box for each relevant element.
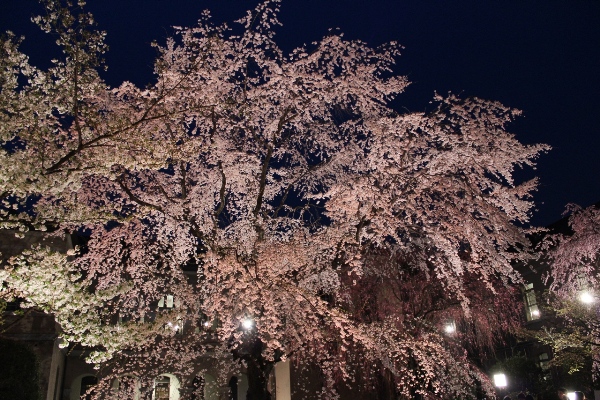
[253,143,273,219]
[214,161,227,222]
[179,162,188,200]
[253,106,292,219]
[117,175,163,213]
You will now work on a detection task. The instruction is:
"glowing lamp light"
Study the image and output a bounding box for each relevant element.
[567,393,576,400]
[531,309,541,317]
[444,322,456,334]
[580,291,595,304]
[493,373,507,388]
[166,321,181,332]
[203,321,211,327]
[242,318,254,330]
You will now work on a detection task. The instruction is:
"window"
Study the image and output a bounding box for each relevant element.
[539,352,550,370]
[158,295,181,333]
[153,374,180,400]
[165,318,183,335]
[155,376,170,400]
[158,295,175,309]
[524,283,541,321]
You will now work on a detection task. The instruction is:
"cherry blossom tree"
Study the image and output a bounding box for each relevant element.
[0,0,549,398]
[537,204,600,385]
[339,248,525,398]
[545,204,600,296]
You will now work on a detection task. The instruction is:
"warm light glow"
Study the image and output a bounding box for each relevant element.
[567,393,576,400]
[203,321,211,327]
[580,291,595,304]
[444,323,456,334]
[166,321,181,332]
[493,373,507,388]
[242,318,254,330]
[531,309,541,317]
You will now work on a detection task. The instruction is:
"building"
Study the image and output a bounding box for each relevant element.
[487,214,600,399]
[0,229,302,400]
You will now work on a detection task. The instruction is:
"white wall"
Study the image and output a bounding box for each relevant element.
[46,339,66,400]
[275,361,291,400]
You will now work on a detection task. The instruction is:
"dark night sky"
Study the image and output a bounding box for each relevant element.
[1,0,599,227]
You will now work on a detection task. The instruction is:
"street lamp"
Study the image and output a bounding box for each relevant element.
[166,320,181,333]
[494,373,507,395]
[444,321,456,335]
[580,291,595,304]
[242,317,254,330]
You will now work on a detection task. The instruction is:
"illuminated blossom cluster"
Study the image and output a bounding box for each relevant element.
[0,0,548,398]
[545,204,600,295]
[538,204,600,382]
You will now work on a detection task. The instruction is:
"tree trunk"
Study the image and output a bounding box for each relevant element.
[245,354,273,400]
[233,335,275,400]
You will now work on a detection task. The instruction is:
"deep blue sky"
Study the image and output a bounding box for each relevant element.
[2,0,599,226]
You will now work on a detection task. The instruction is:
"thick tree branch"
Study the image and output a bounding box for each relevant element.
[214,161,227,221]
[117,176,163,212]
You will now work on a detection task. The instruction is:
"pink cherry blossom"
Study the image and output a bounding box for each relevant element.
[0,1,549,398]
